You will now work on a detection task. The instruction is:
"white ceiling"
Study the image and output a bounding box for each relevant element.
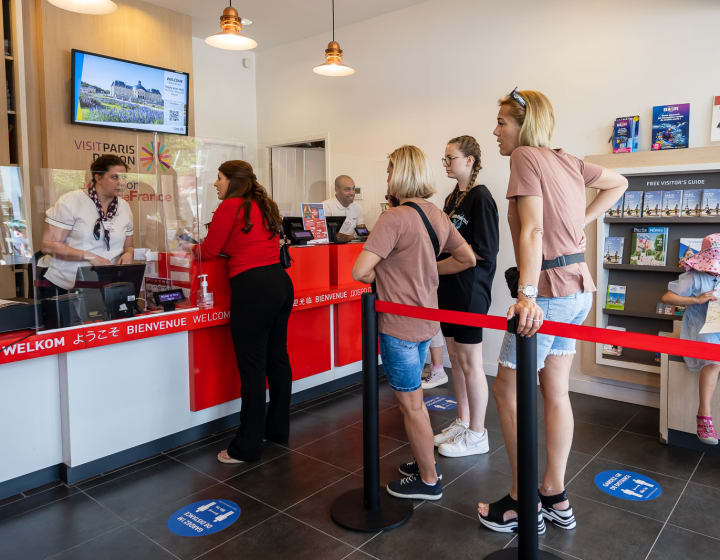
[141,0,428,49]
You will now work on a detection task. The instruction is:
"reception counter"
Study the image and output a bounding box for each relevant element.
[0,242,370,497]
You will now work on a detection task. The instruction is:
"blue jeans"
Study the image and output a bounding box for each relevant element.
[498,291,593,371]
[379,333,431,392]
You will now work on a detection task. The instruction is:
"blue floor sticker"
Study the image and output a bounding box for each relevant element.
[424,396,457,411]
[168,499,241,537]
[594,470,662,501]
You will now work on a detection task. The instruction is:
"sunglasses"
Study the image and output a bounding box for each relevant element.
[509,87,526,107]
[93,220,110,251]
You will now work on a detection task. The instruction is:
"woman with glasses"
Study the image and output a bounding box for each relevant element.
[477,89,627,534]
[40,154,133,298]
[432,136,499,459]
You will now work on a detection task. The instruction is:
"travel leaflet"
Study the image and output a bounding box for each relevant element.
[603,237,624,264]
[651,103,690,150]
[661,190,683,217]
[678,238,703,263]
[702,189,720,216]
[606,285,626,310]
[642,191,663,217]
[605,195,624,217]
[630,226,668,266]
[612,116,640,153]
[622,191,643,218]
[681,189,703,217]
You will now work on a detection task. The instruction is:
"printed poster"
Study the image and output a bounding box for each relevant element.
[300,202,328,244]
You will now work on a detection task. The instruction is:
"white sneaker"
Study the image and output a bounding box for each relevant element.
[438,428,489,457]
[422,367,448,389]
[433,418,469,447]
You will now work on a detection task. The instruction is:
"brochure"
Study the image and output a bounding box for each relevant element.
[603,237,625,264]
[605,195,624,218]
[630,226,668,266]
[606,285,626,310]
[699,296,720,334]
[622,191,643,218]
[681,189,703,217]
[678,238,703,262]
[712,96,720,143]
[602,326,626,356]
[702,189,720,216]
[300,202,328,244]
[651,103,690,150]
[612,116,640,153]
[642,191,663,217]
[661,190,683,217]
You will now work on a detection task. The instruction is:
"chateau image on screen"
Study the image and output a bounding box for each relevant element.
[72,50,188,135]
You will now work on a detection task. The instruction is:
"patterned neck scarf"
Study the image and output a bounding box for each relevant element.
[88,184,118,251]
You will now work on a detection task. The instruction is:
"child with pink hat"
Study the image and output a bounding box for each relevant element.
[661,233,720,445]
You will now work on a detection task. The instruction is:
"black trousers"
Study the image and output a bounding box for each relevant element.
[227,263,294,461]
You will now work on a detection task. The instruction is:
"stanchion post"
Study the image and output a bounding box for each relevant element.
[330,293,413,532]
[485,316,560,560]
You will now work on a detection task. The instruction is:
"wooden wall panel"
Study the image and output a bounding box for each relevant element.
[38,0,194,171]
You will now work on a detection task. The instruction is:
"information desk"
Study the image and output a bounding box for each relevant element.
[0,243,369,496]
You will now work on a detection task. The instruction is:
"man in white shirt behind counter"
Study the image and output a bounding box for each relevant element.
[322,175,367,242]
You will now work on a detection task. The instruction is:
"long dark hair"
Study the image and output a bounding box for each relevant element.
[218,160,282,237]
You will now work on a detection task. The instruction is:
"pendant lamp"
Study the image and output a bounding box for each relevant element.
[313,0,355,77]
[205,1,257,51]
[47,0,117,15]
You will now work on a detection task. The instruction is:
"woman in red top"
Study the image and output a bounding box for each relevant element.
[188,160,293,464]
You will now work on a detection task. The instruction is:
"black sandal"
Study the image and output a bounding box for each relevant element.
[539,490,576,530]
[478,494,545,534]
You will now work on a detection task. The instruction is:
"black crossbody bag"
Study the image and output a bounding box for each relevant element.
[504,253,585,298]
[403,202,440,258]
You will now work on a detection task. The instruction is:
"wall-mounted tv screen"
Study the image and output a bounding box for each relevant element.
[71,49,189,135]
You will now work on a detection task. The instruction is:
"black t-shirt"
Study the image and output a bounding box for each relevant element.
[438,184,499,312]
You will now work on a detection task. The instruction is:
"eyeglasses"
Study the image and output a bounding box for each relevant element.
[509,87,526,107]
[441,155,463,166]
[93,220,110,251]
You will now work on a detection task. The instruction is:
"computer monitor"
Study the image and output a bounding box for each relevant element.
[282,216,305,237]
[75,264,146,320]
[325,216,346,243]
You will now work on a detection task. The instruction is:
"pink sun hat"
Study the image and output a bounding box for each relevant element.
[682,233,720,275]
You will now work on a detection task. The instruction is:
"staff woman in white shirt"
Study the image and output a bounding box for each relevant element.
[40,154,134,296]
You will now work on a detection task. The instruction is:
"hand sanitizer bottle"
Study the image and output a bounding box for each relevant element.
[197,274,214,309]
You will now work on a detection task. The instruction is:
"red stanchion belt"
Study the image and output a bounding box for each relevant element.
[375,301,720,363]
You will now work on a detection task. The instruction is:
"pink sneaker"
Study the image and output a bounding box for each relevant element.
[697,416,719,445]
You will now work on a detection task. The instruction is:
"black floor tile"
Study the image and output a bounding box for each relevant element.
[691,453,720,490]
[488,447,592,486]
[647,523,720,559]
[165,429,236,457]
[669,482,720,540]
[0,483,80,522]
[225,451,349,510]
[286,410,354,449]
[131,482,277,560]
[23,480,65,496]
[439,462,513,520]
[297,427,405,472]
[569,392,639,430]
[75,454,168,490]
[83,458,216,523]
[539,494,662,560]
[343,551,379,560]
[599,431,702,480]
[566,457,688,522]
[171,436,289,481]
[349,405,408,442]
[0,493,125,560]
[202,512,354,560]
[0,493,23,507]
[623,406,661,439]
[285,474,380,548]
[302,391,393,426]
[360,501,513,559]
[49,525,176,560]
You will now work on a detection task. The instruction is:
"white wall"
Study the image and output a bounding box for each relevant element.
[254,0,720,390]
[192,37,258,164]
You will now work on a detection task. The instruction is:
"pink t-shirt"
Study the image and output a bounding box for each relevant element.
[364,200,466,342]
[507,146,602,297]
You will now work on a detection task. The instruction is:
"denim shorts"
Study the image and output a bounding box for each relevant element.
[498,291,593,371]
[379,333,431,392]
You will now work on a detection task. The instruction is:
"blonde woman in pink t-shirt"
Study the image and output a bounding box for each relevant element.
[477,89,627,534]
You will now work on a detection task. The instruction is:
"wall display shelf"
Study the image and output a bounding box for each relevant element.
[0,0,19,164]
[587,148,720,385]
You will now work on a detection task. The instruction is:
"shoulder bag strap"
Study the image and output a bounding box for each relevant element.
[402,201,440,258]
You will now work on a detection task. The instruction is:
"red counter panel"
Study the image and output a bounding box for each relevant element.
[287,245,330,291]
[288,306,332,380]
[330,243,365,288]
[333,301,362,366]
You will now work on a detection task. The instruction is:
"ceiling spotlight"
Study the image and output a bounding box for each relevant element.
[313,0,355,77]
[205,1,257,51]
[47,0,118,15]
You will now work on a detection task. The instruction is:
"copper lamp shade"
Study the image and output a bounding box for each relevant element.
[205,4,257,51]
